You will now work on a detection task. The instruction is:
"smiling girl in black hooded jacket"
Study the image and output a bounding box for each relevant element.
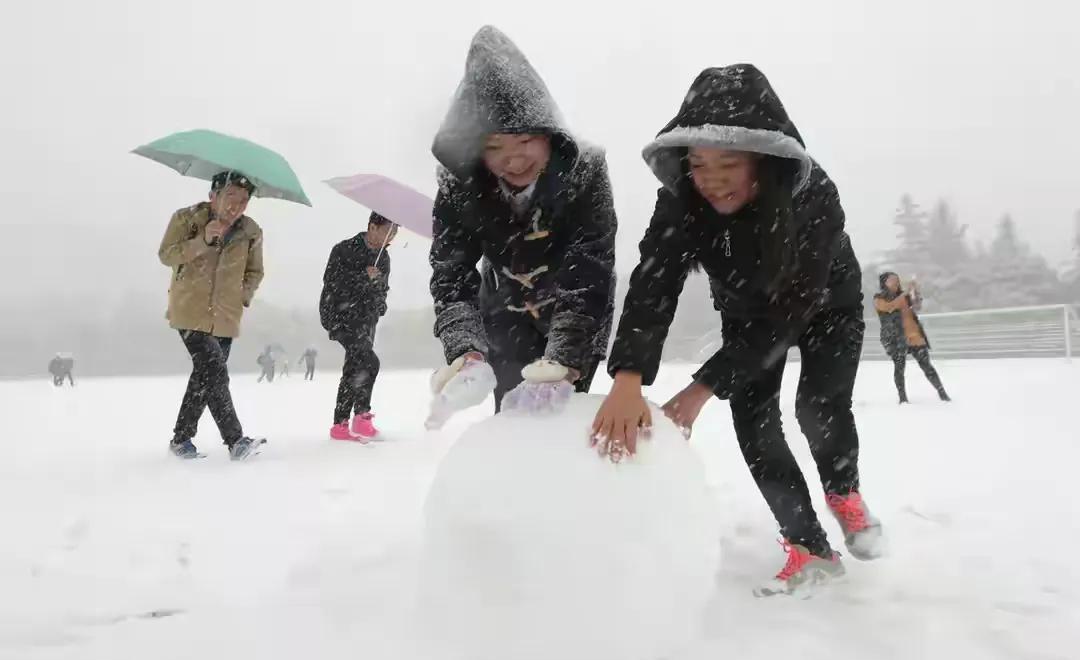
[593,64,884,597]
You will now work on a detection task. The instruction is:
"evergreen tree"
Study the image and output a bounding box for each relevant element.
[1065,211,1080,300]
[885,194,931,276]
[919,200,972,310]
[982,215,1062,307]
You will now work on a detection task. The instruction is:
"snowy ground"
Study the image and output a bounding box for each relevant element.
[2,358,1079,660]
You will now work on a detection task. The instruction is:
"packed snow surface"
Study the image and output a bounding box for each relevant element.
[1,359,1078,660]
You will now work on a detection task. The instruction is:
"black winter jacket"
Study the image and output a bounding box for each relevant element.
[320,232,390,341]
[608,64,862,397]
[428,26,616,370]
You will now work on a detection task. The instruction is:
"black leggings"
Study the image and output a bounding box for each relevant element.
[892,345,945,399]
[334,330,380,424]
[725,307,864,557]
[174,331,243,445]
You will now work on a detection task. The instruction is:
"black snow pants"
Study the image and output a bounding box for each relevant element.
[173,330,243,446]
[892,345,946,401]
[724,305,864,558]
[484,310,600,413]
[334,326,380,424]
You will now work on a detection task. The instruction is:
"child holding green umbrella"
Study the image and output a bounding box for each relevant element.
[158,171,266,460]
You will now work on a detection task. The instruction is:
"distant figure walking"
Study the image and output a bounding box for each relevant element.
[48,353,75,387]
[256,346,276,383]
[281,358,291,378]
[874,272,950,403]
[300,348,318,381]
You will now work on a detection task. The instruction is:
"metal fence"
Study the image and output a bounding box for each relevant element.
[687,304,1078,363]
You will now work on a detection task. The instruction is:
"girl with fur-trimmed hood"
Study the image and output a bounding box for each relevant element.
[593,65,882,596]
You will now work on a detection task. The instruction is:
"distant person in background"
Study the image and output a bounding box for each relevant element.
[300,348,318,381]
[281,357,290,378]
[48,353,75,387]
[320,212,397,442]
[256,346,276,383]
[158,170,265,460]
[874,272,950,404]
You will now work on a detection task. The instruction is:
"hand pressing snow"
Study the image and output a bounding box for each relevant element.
[661,382,714,439]
[425,354,496,430]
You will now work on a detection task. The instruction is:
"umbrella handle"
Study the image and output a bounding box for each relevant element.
[374,227,392,265]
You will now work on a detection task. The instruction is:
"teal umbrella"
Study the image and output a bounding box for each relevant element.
[132,129,312,206]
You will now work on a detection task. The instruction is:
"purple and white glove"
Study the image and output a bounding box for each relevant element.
[501,360,575,415]
[425,355,497,430]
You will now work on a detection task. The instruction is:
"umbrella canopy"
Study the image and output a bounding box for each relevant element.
[323,173,433,238]
[132,129,312,206]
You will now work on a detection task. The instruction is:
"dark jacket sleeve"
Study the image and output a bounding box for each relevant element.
[319,243,344,337]
[542,156,617,370]
[606,188,694,385]
[369,253,390,318]
[692,166,846,397]
[429,173,489,363]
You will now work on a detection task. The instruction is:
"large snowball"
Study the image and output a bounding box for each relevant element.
[414,394,721,660]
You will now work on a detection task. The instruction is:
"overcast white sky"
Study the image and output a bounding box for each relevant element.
[1,0,1077,312]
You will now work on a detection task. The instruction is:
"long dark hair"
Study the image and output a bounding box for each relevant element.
[754,156,799,298]
[679,153,799,296]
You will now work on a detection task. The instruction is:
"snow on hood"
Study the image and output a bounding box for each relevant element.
[432,25,578,177]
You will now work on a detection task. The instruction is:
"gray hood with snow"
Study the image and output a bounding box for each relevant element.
[431,26,578,177]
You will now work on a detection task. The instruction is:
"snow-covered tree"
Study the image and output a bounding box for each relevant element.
[885,194,931,277]
[1065,211,1080,301]
[918,200,973,310]
[980,215,1062,307]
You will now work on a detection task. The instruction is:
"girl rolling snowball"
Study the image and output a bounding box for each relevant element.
[593,64,885,597]
[424,25,616,428]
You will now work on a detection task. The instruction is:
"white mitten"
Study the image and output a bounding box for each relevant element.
[425,356,497,430]
[521,359,569,384]
[501,360,574,415]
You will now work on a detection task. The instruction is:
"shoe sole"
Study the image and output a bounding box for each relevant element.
[332,436,372,444]
[171,452,206,460]
[845,526,886,561]
[753,564,847,599]
[230,439,266,461]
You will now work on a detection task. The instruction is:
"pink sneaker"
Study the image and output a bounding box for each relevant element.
[351,412,378,439]
[753,541,845,598]
[826,491,885,561]
[330,422,369,443]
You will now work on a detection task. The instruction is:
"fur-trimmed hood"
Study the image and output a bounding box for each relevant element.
[642,64,813,194]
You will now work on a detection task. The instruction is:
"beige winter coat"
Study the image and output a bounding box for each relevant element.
[158,203,264,338]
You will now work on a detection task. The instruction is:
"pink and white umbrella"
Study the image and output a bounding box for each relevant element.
[323,173,434,239]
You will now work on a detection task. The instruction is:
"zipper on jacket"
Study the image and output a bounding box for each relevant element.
[723,229,732,257]
[207,240,223,328]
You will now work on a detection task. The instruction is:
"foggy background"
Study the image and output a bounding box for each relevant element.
[1,0,1078,379]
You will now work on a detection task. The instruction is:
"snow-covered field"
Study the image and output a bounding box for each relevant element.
[2,358,1078,660]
